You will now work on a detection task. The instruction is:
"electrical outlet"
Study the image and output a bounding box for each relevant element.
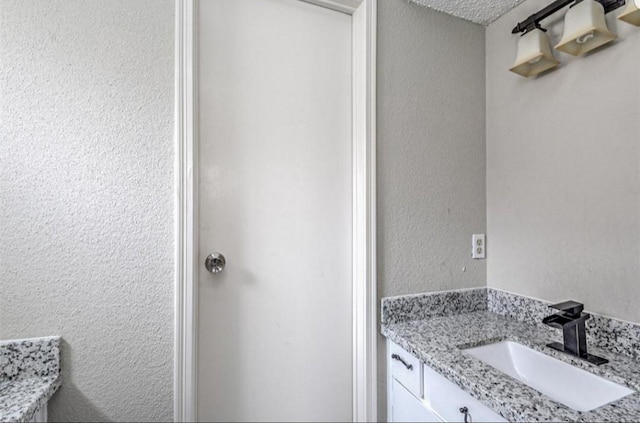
[472,234,485,259]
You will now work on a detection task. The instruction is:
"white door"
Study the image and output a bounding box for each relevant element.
[197,0,353,421]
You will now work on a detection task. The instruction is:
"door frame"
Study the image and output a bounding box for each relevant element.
[174,0,377,421]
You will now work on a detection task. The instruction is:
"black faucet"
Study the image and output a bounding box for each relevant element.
[542,300,608,365]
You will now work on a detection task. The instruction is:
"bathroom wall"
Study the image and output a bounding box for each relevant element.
[377,0,487,303]
[377,0,486,417]
[0,1,175,421]
[486,0,640,323]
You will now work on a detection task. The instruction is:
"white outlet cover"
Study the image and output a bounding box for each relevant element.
[472,234,486,259]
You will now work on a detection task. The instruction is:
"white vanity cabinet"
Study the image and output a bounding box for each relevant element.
[30,403,47,423]
[387,340,507,423]
[422,365,507,422]
[391,378,441,422]
[388,341,439,422]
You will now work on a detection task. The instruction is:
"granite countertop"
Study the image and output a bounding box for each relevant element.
[0,337,61,423]
[383,310,640,422]
[0,377,61,423]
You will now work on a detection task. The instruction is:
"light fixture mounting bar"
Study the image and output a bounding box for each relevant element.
[512,0,626,34]
[512,0,573,33]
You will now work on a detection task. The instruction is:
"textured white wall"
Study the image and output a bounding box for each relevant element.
[377,0,486,417]
[487,0,640,323]
[378,0,486,302]
[0,1,175,421]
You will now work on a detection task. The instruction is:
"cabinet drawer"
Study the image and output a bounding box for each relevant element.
[423,364,507,423]
[388,341,422,397]
[391,379,441,423]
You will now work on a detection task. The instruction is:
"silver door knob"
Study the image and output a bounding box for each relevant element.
[205,252,226,274]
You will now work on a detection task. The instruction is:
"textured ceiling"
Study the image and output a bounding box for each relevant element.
[409,0,529,26]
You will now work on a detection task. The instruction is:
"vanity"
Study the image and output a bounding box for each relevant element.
[389,340,506,422]
[383,288,640,422]
[0,337,61,423]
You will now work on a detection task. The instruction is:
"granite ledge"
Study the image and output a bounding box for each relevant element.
[0,377,61,423]
[0,337,61,422]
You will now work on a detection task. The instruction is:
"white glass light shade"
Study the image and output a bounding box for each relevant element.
[619,0,640,26]
[509,29,560,77]
[555,0,617,56]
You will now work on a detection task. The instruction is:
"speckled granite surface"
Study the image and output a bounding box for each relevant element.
[0,337,61,423]
[0,377,61,423]
[0,337,60,381]
[382,291,640,422]
[488,288,640,359]
[381,288,487,325]
[383,288,640,360]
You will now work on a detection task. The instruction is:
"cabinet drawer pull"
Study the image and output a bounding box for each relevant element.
[460,406,471,423]
[391,353,413,370]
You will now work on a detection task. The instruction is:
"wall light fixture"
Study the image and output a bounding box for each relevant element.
[510,0,626,77]
[555,0,617,55]
[619,0,640,25]
[510,28,560,77]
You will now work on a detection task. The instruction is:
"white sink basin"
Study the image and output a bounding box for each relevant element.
[463,341,634,411]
